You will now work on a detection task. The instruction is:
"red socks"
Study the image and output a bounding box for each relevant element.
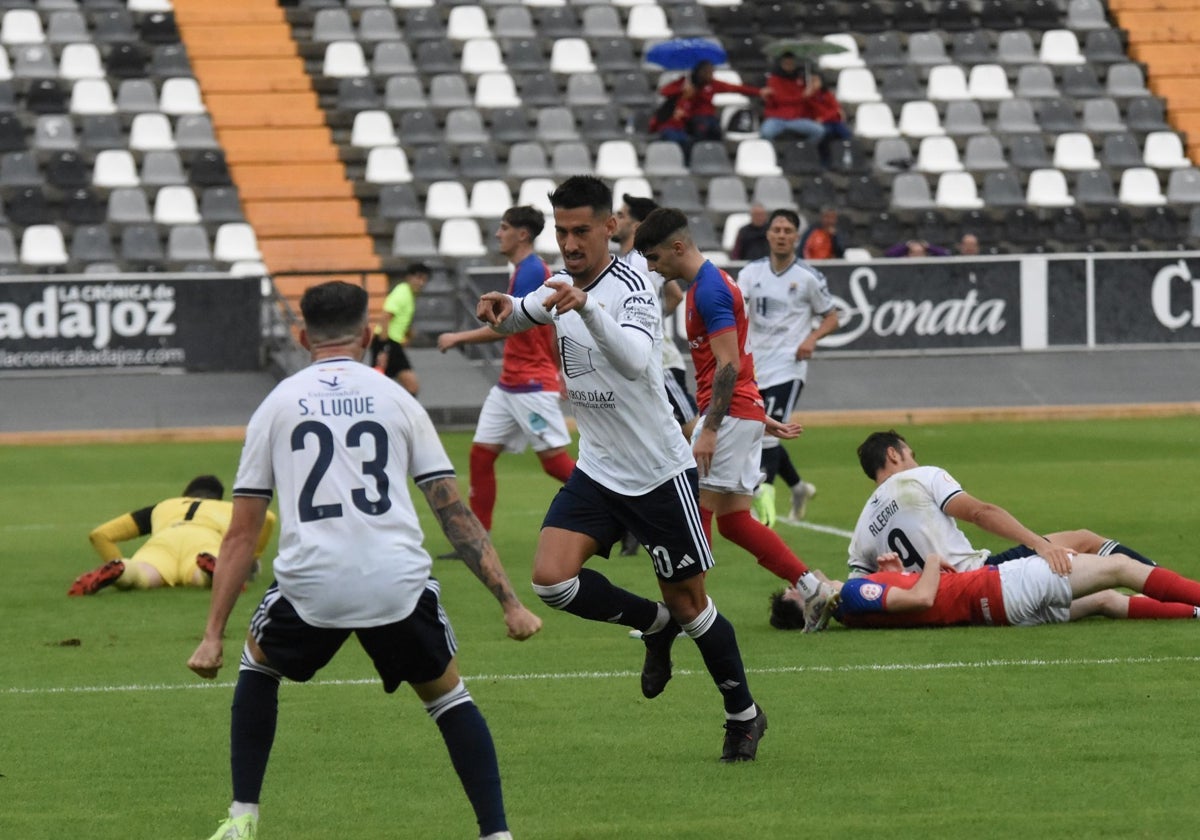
[716,509,809,584]
[539,451,576,483]
[1127,597,1197,620]
[468,445,500,531]
[1142,568,1200,607]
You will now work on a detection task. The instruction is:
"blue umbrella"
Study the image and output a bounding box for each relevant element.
[645,38,728,71]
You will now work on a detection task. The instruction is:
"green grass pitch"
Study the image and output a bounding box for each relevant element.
[3,417,1199,839]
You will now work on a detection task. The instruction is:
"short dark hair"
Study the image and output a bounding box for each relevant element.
[184,474,224,500]
[768,208,801,229]
[768,590,806,630]
[632,207,689,254]
[403,262,431,278]
[299,281,369,344]
[502,205,545,238]
[858,429,908,479]
[548,175,612,215]
[622,194,658,223]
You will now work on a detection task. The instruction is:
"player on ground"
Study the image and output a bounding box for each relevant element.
[736,209,840,526]
[633,207,837,633]
[476,175,767,762]
[771,550,1200,630]
[69,475,276,595]
[436,206,575,557]
[188,281,541,840]
[845,430,1160,579]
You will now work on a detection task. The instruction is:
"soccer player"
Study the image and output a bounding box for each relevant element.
[376,262,430,396]
[844,429,1160,579]
[475,175,767,762]
[633,207,837,633]
[736,208,840,526]
[770,550,1200,631]
[436,206,575,556]
[187,281,541,840]
[68,475,276,595]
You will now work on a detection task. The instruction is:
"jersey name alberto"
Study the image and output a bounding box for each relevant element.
[501,257,693,495]
[737,257,836,388]
[234,356,454,628]
[847,465,991,577]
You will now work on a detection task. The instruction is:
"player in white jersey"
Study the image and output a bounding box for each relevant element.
[187,281,540,840]
[845,429,1160,578]
[478,175,767,763]
[737,208,840,526]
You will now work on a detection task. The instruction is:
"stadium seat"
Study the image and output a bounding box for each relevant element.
[468,179,513,218]
[926,65,969,101]
[1014,65,1058,99]
[444,108,489,144]
[447,5,491,40]
[657,176,703,211]
[119,224,164,264]
[493,6,535,39]
[429,74,473,110]
[7,186,50,226]
[402,7,446,41]
[1052,133,1099,171]
[907,32,947,66]
[592,38,640,73]
[47,11,89,46]
[1065,0,1108,30]
[891,172,934,209]
[59,42,104,79]
[2,9,44,45]
[1166,168,1200,205]
[384,77,427,112]
[517,177,555,217]
[1117,167,1165,206]
[45,150,87,189]
[836,68,881,104]
[128,112,175,151]
[1026,168,1075,207]
[488,107,534,144]
[1083,29,1126,65]
[721,211,749,252]
[351,110,397,148]
[951,31,993,66]
[1060,65,1103,99]
[550,38,595,73]
[391,220,438,259]
[962,135,1008,172]
[373,42,417,76]
[705,175,750,214]
[873,137,913,172]
[1126,97,1169,133]
[92,149,139,187]
[153,184,200,224]
[779,141,823,175]
[363,146,412,183]
[1074,170,1118,206]
[458,143,503,180]
[996,30,1036,67]
[1106,63,1148,98]
[20,224,67,265]
[425,181,472,221]
[1038,30,1085,66]
[967,64,1012,101]
[852,102,899,138]
[107,43,148,79]
[117,79,159,115]
[1142,132,1190,169]
[32,114,75,150]
[643,140,688,178]
[1010,134,1051,170]
[475,72,521,108]
[864,31,905,66]
[507,141,550,179]
[734,139,781,177]
[213,222,261,262]
[70,79,116,114]
[943,101,987,136]
[312,8,354,42]
[1100,133,1143,169]
[1081,98,1124,134]
[820,33,864,70]
[150,44,192,78]
[982,171,1026,208]
[594,139,642,179]
[438,217,488,258]
[689,141,733,176]
[935,171,984,209]
[323,41,368,78]
[915,136,963,173]
[625,4,672,40]
[70,224,116,264]
[565,72,609,106]
[551,141,592,176]
[199,186,246,224]
[752,175,797,210]
[166,225,213,264]
[898,100,944,138]
[518,72,561,107]
[79,115,122,152]
[460,39,506,76]
[141,150,186,187]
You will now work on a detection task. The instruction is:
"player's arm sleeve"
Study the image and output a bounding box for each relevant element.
[88,506,153,561]
[693,276,738,337]
[838,579,888,615]
[578,291,654,379]
[492,286,555,336]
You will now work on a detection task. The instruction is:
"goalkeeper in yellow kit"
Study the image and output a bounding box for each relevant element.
[68,475,276,596]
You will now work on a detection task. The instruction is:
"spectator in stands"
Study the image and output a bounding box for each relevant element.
[649,60,766,160]
[799,207,845,260]
[958,233,981,256]
[730,203,772,262]
[759,52,825,145]
[885,240,951,258]
[804,73,852,167]
[376,262,431,397]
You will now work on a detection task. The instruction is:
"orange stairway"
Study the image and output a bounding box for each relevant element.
[171,0,387,310]
[1109,0,1200,162]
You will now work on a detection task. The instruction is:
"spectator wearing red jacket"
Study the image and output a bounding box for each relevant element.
[759,53,825,143]
[650,60,764,159]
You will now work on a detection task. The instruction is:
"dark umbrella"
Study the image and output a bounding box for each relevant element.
[645,38,728,70]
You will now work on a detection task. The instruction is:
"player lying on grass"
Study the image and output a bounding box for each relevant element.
[770,550,1200,631]
[69,475,276,596]
[845,429,1160,579]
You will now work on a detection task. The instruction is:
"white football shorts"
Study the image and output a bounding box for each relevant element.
[473,386,571,453]
[998,555,1073,626]
[691,415,763,495]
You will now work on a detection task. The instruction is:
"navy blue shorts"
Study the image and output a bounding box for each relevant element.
[249,580,457,693]
[759,380,804,424]
[984,544,1039,566]
[542,467,714,581]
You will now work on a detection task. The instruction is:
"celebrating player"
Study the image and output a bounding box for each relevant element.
[188,281,540,840]
[476,175,768,762]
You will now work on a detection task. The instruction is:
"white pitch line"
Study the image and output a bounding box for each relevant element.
[6,655,1200,697]
[776,518,854,540]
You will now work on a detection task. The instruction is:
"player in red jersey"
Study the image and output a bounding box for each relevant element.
[634,208,836,632]
[437,206,575,553]
[771,551,1200,631]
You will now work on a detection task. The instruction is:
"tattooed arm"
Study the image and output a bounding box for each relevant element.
[419,476,542,641]
[693,330,740,477]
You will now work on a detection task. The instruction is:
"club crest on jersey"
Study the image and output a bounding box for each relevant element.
[559,335,596,378]
[859,583,884,601]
